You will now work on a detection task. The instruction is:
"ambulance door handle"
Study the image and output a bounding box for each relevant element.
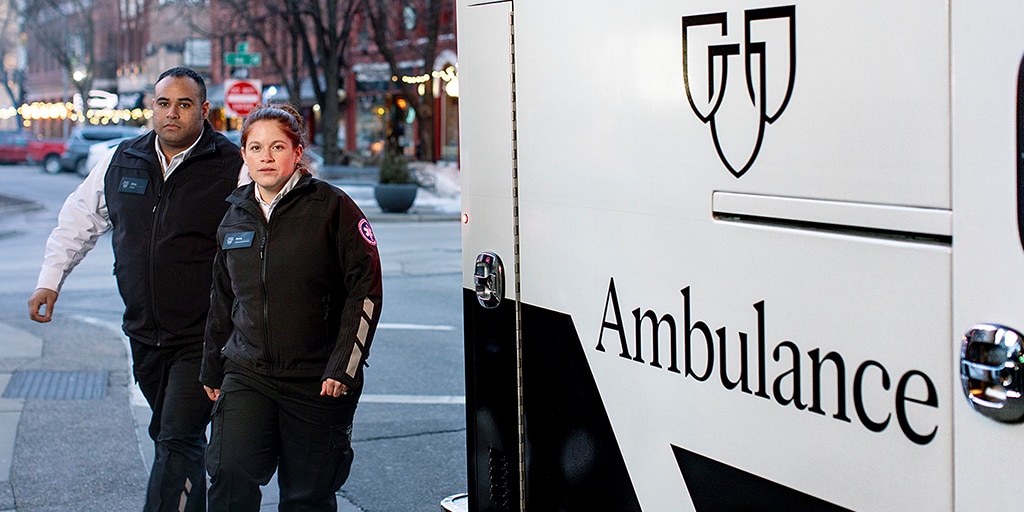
[960,324,1024,423]
[474,252,504,309]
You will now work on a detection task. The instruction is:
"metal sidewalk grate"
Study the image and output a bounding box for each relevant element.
[2,370,108,400]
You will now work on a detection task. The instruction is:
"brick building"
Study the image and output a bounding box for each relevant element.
[21,0,122,137]
[16,0,212,138]
[116,0,213,115]
[207,0,459,161]
[17,0,459,162]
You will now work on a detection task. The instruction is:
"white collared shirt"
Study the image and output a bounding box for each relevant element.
[155,128,204,179]
[256,171,303,220]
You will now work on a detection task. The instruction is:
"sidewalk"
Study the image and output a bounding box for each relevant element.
[323,162,463,223]
[0,324,42,511]
[329,181,462,224]
[0,311,145,511]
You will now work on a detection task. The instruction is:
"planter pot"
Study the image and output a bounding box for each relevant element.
[374,183,419,213]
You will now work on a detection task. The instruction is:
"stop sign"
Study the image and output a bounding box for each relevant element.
[224,79,262,117]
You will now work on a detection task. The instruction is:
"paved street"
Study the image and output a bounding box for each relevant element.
[0,165,466,511]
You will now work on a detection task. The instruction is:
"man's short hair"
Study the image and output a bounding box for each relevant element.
[156,67,207,104]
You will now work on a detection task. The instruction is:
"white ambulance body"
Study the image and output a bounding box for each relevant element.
[456,1,1024,510]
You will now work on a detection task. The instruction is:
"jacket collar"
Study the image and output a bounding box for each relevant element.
[229,172,317,211]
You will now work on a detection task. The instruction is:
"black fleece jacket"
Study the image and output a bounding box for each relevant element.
[104,123,242,346]
[201,174,383,391]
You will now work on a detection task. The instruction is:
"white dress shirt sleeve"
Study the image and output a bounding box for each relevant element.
[35,147,116,293]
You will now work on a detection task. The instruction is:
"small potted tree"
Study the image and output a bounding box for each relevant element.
[374,149,419,213]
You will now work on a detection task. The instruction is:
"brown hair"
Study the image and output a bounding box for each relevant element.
[240,104,314,175]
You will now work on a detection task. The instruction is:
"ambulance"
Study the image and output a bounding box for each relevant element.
[454,1,1024,510]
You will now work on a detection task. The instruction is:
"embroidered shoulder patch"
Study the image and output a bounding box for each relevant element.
[358,219,377,247]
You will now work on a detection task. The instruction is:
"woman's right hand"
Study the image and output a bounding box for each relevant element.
[204,385,220,401]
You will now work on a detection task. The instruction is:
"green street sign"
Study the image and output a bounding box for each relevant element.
[225,52,261,67]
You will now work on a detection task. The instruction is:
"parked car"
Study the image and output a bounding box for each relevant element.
[30,138,69,174]
[58,125,144,176]
[80,136,134,177]
[0,131,66,170]
[0,131,34,164]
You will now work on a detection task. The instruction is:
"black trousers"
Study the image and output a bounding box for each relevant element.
[207,361,358,511]
[131,339,213,512]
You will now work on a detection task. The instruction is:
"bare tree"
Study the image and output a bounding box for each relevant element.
[189,0,451,164]
[192,0,359,165]
[360,0,444,162]
[288,0,361,165]
[20,0,98,105]
[0,0,24,128]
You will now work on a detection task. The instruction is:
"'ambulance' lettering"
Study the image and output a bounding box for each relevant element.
[597,278,939,445]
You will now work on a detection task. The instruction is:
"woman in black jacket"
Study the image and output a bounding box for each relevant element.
[201,104,383,510]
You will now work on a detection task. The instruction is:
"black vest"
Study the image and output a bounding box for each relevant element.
[104,124,243,346]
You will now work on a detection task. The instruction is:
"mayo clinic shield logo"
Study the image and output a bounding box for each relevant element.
[682,6,796,178]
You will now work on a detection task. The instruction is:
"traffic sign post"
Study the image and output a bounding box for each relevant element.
[224,78,262,118]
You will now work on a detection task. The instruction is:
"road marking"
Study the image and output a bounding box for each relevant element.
[74,315,121,332]
[378,323,455,331]
[361,394,465,404]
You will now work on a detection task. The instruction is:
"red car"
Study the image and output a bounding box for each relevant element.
[0,131,66,171]
[0,131,33,163]
[29,137,67,174]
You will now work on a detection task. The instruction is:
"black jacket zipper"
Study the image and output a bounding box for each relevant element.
[259,225,272,368]
[148,181,174,345]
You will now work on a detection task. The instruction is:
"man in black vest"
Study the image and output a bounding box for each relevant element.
[28,67,245,512]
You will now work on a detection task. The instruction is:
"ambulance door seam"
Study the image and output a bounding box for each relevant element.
[508,7,526,512]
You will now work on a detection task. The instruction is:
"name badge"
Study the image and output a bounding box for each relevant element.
[223,231,256,250]
[117,177,148,195]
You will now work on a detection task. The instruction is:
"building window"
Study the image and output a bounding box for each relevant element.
[184,39,211,68]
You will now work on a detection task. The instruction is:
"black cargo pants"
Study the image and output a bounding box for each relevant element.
[206,361,358,511]
[131,339,213,512]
